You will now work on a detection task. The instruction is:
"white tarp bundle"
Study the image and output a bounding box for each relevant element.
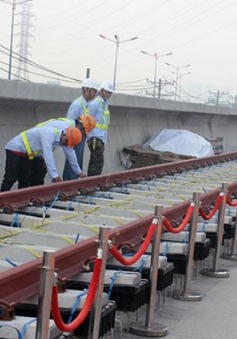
[143,129,214,158]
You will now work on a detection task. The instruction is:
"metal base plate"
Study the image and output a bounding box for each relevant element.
[201,268,230,278]
[130,322,168,337]
[222,253,237,261]
[173,290,202,301]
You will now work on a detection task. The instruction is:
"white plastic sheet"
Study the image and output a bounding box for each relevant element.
[143,129,214,158]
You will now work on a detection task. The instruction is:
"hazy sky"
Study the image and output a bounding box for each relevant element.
[0,0,237,101]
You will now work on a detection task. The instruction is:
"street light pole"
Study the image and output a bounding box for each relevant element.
[8,0,16,80]
[166,62,191,101]
[153,54,158,97]
[1,0,32,80]
[141,50,173,98]
[113,35,119,91]
[99,34,138,91]
[179,71,191,101]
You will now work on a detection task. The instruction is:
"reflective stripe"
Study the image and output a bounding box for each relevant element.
[21,132,39,159]
[35,118,74,127]
[77,98,89,115]
[95,97,110,130]
[20,128,59,160]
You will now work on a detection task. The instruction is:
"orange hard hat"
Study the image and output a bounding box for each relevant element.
[67,127,82,148]
[80,115,96,134]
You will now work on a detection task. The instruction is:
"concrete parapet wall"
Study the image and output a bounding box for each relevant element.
[0,79,237,185]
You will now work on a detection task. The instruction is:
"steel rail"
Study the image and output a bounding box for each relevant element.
[0,152,237,213]
[1,153,237,305]
[1,181,237,304]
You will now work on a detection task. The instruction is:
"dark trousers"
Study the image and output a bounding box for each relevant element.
[31,157,47,186]
[63,136,86,181]
[1,150,31,191]
[87,137,104,176]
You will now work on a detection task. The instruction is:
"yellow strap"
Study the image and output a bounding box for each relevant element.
[60,213,79,221]
[110,217,125,226]
[0,229,21,239]
[31,220,52,229]
[18,245,41,258]
[95,97,110,129]
[78,98,89,115]
[84,206,101,214]
[35,119,56,127]
[109,200,131,208]
[129,210,144,218]
[21,132,36,159]
[164,199,177,205]
[20,128,59,159]
[57,235,75,245]
[142,192,156,197]
[176,195,188,201]
[36,118,74,128]
[58,214,100,234]
[85,225,99,234]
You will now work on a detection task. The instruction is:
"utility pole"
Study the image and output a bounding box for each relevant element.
[158,78,162,99]
[208,90,229,106]
[86,68,90,78]
[147,78,173,99]
[141,50,173,98]
[166,62,191,101]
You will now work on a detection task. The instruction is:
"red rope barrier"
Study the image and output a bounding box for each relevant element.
[51,257,102,332]
[109,221,157,265]
[163,203,194,233]
[227,195,237,207]
[199,194,224,220]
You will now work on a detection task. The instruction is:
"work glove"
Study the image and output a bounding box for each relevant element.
[78,172,87,178]
[52,177,62,183]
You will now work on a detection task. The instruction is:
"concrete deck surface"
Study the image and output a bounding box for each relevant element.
[103,256,237,339]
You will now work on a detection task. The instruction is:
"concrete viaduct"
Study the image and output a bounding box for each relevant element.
[0,79,236,183]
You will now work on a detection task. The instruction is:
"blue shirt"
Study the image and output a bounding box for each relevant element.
[87,96,109,144]
[36,119,81,175]
[66,96,88,120]
[5,126,80,179]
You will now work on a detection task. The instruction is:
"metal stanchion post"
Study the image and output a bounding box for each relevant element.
[201,183,230,278]
[91,226,110,339]
[223,208,237,260]
[35,250,56,339]
[130,205,168,337]
[173,193,202,301]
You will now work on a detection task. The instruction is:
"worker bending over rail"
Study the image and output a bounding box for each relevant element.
[87,80,114,176]
[64,77,99,180]
[33,115,96,185]
[0,126,81,191]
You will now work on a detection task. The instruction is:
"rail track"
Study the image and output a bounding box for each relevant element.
[1,151,237,338]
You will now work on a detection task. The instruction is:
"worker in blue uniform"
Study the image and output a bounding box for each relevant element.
[0,126,81,191]
[64,77,99,180]
[87,80,114,176]
[32,115,96,186]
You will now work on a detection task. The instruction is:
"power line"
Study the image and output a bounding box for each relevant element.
[0,65,30,81]
[0,43,82,82]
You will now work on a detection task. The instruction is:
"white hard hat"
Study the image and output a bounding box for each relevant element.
[81,78,99,91]
[100,80,114,93]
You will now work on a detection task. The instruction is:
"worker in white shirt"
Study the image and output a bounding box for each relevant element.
[87,80,114,176]
[0,126,81,191]
[32,115,96,186]
[64,77,99,180]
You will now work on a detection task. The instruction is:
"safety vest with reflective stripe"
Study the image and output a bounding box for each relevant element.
[77,98,89,115]
[35,118,74,128]
[94,97,110,130]
[20,128,59,160]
